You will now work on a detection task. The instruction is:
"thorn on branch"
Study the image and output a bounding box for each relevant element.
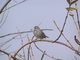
[74,35,80,45]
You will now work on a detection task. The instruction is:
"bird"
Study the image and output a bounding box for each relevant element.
[33,26,48,39]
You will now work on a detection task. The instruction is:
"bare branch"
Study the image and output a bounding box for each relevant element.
[55,10,69,41]
[72,15,78,30]
[0,28,53,38]
[0,50,19,60]
[0,0,11,14]
[75,3,80,29]
[13,40,80,58]
[0,30,32,38]
[16,28,26,60]
[0,49,9,56]
[27,34,33,60]
[41,51,45,60]
[27,45,31,60]
[74,56,77,60]
[0,10,9,28]
[0,35,18,47]
[2,0,27,13]
[41,29,53,31]
[53,20,74,48]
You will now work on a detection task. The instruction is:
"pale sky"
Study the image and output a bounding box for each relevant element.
[0,0,80,60]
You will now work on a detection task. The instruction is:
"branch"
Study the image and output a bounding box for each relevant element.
[53,20,74,48]
[0,49,19,60]
[16,28,26,60]
[0,0,11,14]
[74,56,77,60]
[72,15,78,30]
[0,30,32,38]
[13,40,80,57]
[0,28,53,38]
[75,3,80,29]
[27,34,33,60]
[41,51,45,60]
[27,45,31,60]
[0,35,18,47]
[55,10,69,41]
[0,49,9,56]
[0,9,9,28]
[33,42,61,60]
[2,0,27,13]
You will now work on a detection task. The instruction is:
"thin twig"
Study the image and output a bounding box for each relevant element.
[72,16,78,30]
[41,29,53,31]
[33,39,56,59]
[29,45,34,60]
[34,42,43,53]
[0,0,11,14]
[0,10,5,24]
[53,20,74,48]
[16,28,26,60]
[55,11,69,41]
[2,0,27,13]
[41,51,45,60]
[0,35,18,47]
[74,56,77,60]
[27,34,30,60]
[0,49,9,56]
[75,3,80,29]
[27,34,33,60]
[0,9,9,28]
[13,40,79,58]
[34,42,61,60]
[0,30,32,38]
[0,50,19,60]
[0,28,53,38]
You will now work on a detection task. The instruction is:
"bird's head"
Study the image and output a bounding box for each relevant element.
[34,26,40,29]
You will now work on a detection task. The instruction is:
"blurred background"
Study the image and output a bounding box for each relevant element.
[0,0,80,60]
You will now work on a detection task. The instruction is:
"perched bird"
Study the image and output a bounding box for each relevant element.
[33,26,48,39]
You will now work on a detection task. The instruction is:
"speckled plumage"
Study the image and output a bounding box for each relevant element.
[33,26,48,39]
